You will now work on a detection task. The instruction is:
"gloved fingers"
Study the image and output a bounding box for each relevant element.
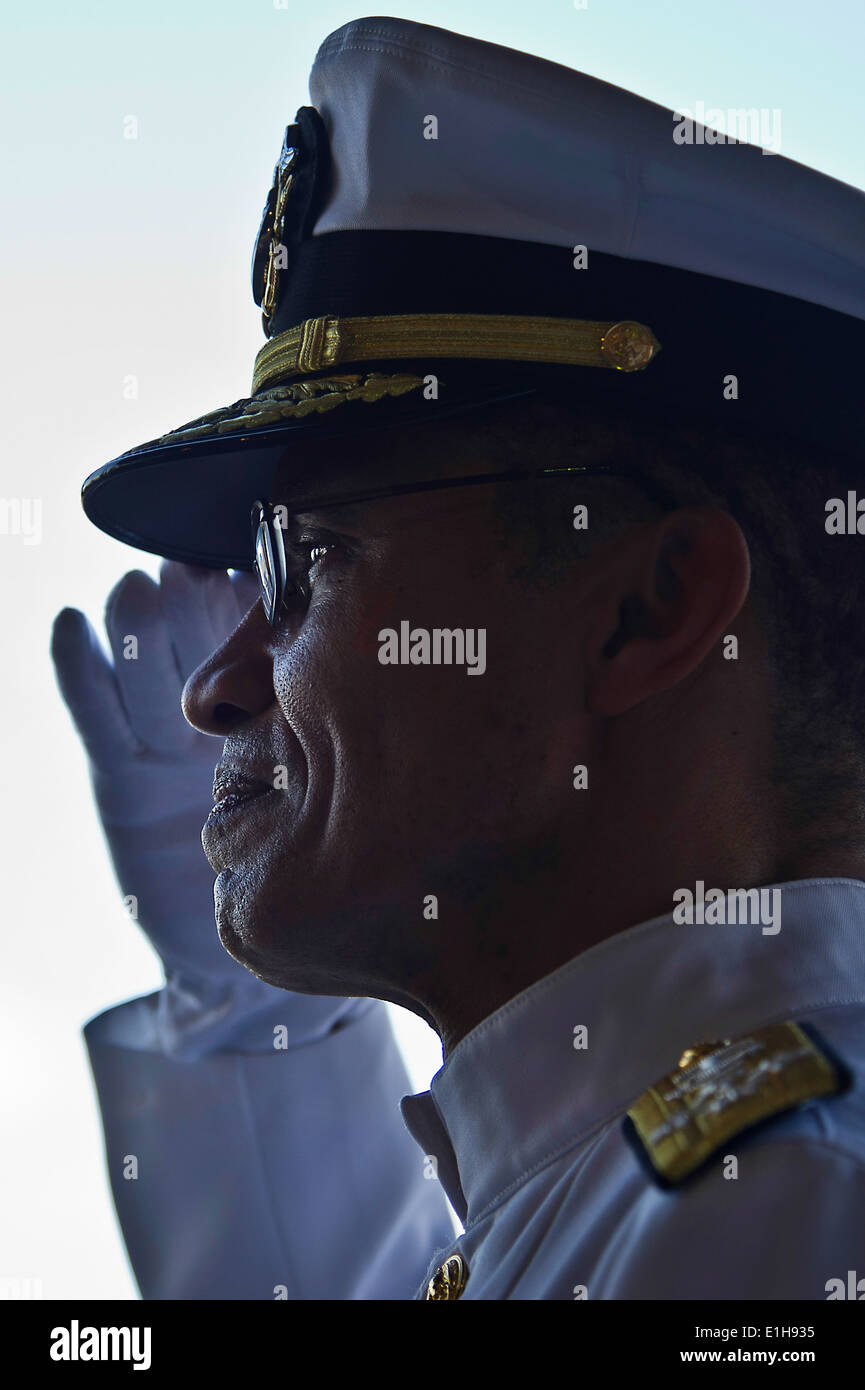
[103,569,191,752]
[50,607,139,763]
[158,561,250,683]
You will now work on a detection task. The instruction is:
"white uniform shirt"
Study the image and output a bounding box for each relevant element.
[401,877,865,1299]
[86,876,865,1299]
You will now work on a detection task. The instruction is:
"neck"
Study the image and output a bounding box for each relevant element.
[399,794,865,1059]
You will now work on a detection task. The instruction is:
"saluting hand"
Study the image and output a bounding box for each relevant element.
[50,561,269,994]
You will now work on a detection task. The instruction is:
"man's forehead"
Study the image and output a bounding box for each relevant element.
[268,437,404,510]
[266,408,517,516]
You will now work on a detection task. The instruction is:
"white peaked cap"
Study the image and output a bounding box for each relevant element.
[310,16,865,322]
[81,16,865,570]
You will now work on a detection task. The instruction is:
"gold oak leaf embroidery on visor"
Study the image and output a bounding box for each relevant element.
[155,373,428,444]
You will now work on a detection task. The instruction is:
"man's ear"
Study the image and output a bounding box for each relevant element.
[585,507,750,717]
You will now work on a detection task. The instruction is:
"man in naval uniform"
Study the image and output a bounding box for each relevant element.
[52,17,865,1299]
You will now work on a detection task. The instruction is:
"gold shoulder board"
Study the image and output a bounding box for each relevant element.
[625,1021,848,1186]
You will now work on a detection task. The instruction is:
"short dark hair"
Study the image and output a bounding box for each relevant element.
[470,392,865,838]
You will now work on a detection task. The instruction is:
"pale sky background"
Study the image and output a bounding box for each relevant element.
[2,0,862,1299]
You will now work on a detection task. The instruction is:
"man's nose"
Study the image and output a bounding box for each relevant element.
[182,601,276,735]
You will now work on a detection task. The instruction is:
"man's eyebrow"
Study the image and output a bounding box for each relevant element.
[285,500,368,527]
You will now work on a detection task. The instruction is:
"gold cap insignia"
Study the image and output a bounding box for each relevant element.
[626,1022,848,1185]
[426,1253,469,1301]
[251,108,330,336]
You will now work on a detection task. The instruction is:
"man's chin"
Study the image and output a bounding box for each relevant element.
[213,863,341,993]
[215,866,279,974]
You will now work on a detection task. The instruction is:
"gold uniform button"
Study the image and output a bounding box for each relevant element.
[600,320,661,372]
[426,1253,468,1301]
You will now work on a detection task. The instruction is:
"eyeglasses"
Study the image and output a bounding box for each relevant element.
[250,464,679,627]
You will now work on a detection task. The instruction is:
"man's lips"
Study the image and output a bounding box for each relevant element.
[208,787,274,819]
[203,767,279,866]
[211,769,275,814]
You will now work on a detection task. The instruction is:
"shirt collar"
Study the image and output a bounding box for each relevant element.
[400,877,865,1225]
